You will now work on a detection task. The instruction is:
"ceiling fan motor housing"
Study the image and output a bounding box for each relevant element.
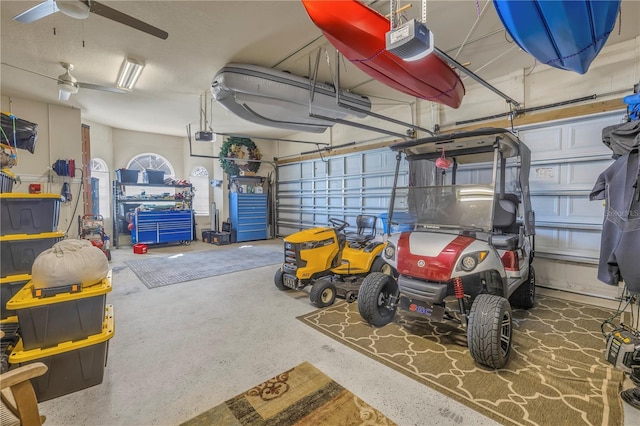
[57,1,91,19]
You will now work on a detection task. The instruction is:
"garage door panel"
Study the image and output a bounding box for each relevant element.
[531,195,560,218]
[531,165,561,185]
[567,160,613,185]
[569,197,606,221]
[522,128,563,158]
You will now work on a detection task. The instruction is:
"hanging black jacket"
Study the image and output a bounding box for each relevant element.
[589,147,640,293]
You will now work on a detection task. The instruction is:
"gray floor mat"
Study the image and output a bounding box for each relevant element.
[125,245,283,289]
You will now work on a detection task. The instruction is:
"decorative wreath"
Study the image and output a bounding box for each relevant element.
[219,136,262,176]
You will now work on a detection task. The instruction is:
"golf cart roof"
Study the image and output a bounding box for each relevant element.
[390,128,524,164]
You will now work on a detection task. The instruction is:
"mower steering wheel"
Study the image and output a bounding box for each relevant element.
[329,218,349,232]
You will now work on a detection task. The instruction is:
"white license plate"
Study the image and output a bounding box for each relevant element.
[283,275,297,289]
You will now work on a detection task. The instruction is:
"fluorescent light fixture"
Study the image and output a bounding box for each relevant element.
[116,57,145,90]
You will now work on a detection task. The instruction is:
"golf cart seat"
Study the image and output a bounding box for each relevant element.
[492,193,520,250]
[345,215,377,246]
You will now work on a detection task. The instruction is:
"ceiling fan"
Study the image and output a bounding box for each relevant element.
[2,61,127,101]
[13,0,169,40]
[56,62,128,100]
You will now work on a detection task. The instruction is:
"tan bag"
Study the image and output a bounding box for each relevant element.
[32,239,109,289]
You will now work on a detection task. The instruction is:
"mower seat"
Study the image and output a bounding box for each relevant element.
[345,215,377,246]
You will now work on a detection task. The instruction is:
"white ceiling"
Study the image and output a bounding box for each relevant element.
[2,1,639,139]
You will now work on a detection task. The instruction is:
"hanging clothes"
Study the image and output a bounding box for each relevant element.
[589,146,640,292]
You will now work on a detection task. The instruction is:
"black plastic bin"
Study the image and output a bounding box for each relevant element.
[0,274,30,319]
[6,276,112,350]
[9,305,114,402]
[0,193,61,235]
[116,168,139,183]
[0,232,64,278]
[143,169,164,184]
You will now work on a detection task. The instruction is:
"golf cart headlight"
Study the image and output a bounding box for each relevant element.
[460,255,477,271]
[457,251,488,272]
[384,243,396,260]
[300,237,334,250]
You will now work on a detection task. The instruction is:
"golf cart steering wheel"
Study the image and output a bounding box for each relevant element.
[329,218,349,232]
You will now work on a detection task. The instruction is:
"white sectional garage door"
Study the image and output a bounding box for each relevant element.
[275,147,407,236]
[519,112,625,299]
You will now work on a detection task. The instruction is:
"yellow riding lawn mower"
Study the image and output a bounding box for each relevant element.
[274,216,395,307]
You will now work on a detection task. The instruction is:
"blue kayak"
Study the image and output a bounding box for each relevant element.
[493,0,621,74]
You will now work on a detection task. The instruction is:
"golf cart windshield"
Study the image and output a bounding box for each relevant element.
[386,128,535,237]
[393,184,495,232]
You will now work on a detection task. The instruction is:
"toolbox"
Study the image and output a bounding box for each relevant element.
[0,232,65,278]
[9,305,114,401]
[6,272,112,350]
[0,274,30,319]
[0,193,62,235]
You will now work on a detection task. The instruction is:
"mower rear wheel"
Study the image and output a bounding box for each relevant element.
[310,280,336,308]
[358,272,398,327]
[106,249,112,261]
[274,269,289,291]
[467,294,512,369]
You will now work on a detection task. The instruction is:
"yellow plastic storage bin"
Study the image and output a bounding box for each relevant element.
[6,272,112,350]
[0,193,62,235]
[0,232,65,278]
[9,305,114,402]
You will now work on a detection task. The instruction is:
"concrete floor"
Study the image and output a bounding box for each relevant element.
[39,239,640,426]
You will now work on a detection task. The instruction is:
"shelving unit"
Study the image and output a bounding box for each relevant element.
[111,181,193,248]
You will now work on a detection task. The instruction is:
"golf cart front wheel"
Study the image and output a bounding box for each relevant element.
[467,294,513,369]
[310,280,337,308]
[358,272,398,327]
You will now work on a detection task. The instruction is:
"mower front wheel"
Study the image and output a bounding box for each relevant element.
[274,269,289,291]
[310,280,337,308]
[358,272,398,327]
[371,256,397,277]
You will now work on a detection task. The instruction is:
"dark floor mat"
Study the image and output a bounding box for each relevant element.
[125,245,282,289]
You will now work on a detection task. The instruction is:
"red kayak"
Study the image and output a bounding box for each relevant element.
[301,0,465,108]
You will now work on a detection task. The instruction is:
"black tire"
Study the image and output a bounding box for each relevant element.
[274,269,289,291]
[370,256,396,277]
[310,281,336,308]
[358,272,398,327]
[106,249,112,261]
[509,265,535,309]
[467,294,513,369]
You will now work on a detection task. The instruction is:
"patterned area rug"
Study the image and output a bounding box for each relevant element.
[298,295,625,426]
[125,245,283,288]
[180,361,395,425]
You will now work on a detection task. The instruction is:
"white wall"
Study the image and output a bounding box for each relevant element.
[2,95,83,237]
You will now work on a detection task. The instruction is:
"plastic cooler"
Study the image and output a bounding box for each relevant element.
[379,212,416,234]
[6,272,112,350]
[0,231,65,278]
[9,305,114,402]
[0,274,30,320]
[0,193,61,235]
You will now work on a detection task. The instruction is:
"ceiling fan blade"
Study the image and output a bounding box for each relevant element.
[13,0,59,23]
[89,1,168,40]
[1,62,58,81]
[78,82,127,94]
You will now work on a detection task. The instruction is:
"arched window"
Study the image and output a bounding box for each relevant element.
[90,158,110,219]
[190,166,210,215]
[127,153,175,179]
